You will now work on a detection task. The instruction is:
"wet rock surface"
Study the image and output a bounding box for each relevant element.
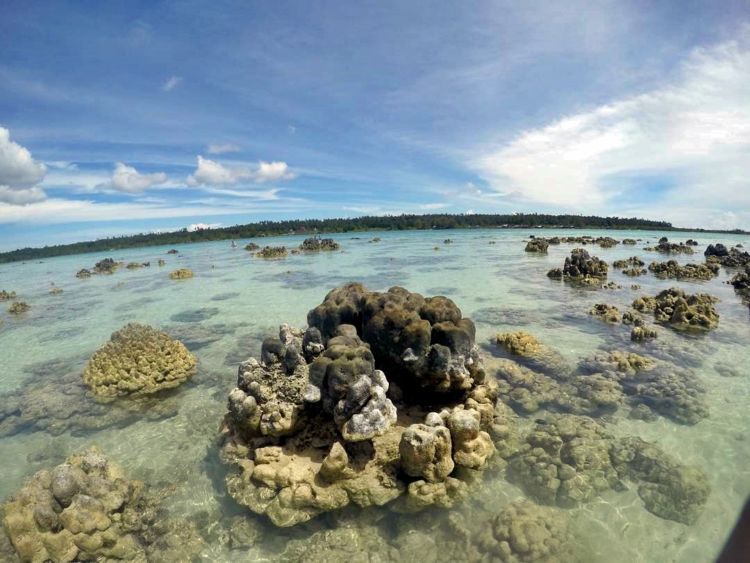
[547,249,608,284]
[648,260,719,280]
[633,288,719,332]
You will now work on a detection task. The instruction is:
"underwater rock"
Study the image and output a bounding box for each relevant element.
[630,326,658,341]
[495,331,570,376]
[633,288,719,332]
[244,242,260,251]
[650,238,694,255]
[49,286,63,295]
[157,259,166,266]
[220,284,512,527]
[648,260,719,280]
[1,448,202,562]
[595,236,619,248]
[729,265,750,296]
[300,237,340,251]
[547,249,608,284]
[93,258,120,274]
[256,246,288,259]
[75,269,92,278]
[613,256,645,269]
[8,301,30,315]
[475,499,572,562]
[279,525,393,562]
[589,303,622,323]
[524,239,549,253]
[167,248,179,254]
[0,290,16,301]
[83,323,197,398]
[623,238,637,245]
[610,437,710,524]
[169,268,194,280]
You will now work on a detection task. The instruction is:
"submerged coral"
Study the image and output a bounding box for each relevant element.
[93,258,121,274]
[8,301,30,315]
[648,260,719,280]
[613,256,645,269]
[589,303,622,323]
[0,290,16,301]
[83,323,197,398]
[245,242,260,251]
[508,415,709,523]
[633,288,719,332]
[475,499,572,562]
[1,448,202,562]
[220,284,514,527]
[169,268,194,280]
[547,249,608,284]
[495,331,570,376]
[75,269,92,279]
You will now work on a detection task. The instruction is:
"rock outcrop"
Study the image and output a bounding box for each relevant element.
[705,243,750,268]
[632,288,719,332]
[300,237,340,251]
[648,260,719,280]
[547,249,608,284]
[524,239,549,253]
[168,268,194,280]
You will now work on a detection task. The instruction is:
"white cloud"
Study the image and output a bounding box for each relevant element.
[255,161,295,183]
[419,202,449,210]
[0,127,47,204]
[471,31,750,228]
[187,222,221,232]
[98,162,168,194]
[162,76,182,92]
[207,143,240,154]
[186,156,295,186]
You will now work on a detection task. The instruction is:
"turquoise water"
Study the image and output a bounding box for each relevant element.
[0,228,748,562]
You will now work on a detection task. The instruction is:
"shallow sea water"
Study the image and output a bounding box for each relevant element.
[0,228,748,562]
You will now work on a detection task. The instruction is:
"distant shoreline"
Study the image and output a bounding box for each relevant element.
[1,213,746,264]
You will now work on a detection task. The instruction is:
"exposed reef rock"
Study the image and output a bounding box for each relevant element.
[8,301,30,315]
[0,290,16,301]
[167,248,178,254]
[475,499,572,562]
[613,256,645,269]
[93,258,121,274]
[729,265,750,305]
[168,268,194,280]
[547,249,608,284]
[83,323,197,398]
[524,239,549,253]
[647,238,694,255]
[508,415,709,523]
[300,237,340,252]
[75,269,92,279]
[631,326,658,341]
[49,286,63,295]
[589,304,622,323]
[648,260,719,281]
[633,288,719,332]
[256,246,288,259]
[596,236,618,248]
[623,238,637,245]
[220,284,514,527]
[1,448,202,562]
[244,242,260,251]
[705,243,750,268]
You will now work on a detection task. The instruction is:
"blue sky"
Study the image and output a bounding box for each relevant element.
[1,0,749,250]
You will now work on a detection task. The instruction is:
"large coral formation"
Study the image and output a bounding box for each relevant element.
[300,237,340,251]
[83,323,197,398]
[475,499,572,562]
[633,288,719,332]
[508,415,709,523]
[648,260,719,280]
[589,303,622,323]
[547,249,608,283]
[495,331,570,376]
[1,448,201,562]
[168,268,194,280]
[524,239,549,253]
[220,284,513,527]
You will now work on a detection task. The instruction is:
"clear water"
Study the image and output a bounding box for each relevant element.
[0,228,748,562]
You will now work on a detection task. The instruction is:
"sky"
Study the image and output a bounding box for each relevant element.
[1,0,749,251]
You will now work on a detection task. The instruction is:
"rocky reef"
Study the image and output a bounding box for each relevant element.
[613,256,645,269]
[75,269,91,279]
[524,239,549,253]
[508,415,709,523]
[495,331,570,376]
[0,290,16,301]
[648,260,719,280]
[705,243,750,268]
[1,448,201,562]
[300,237,340,252]
[245,242,260,251]
[589,303,621,323]
[220,284,516,527]
[93,258,121,275]
[83,323,197,398]
[646,238,694,255]
[256,246,288,259]
[168,268,194,280]
[547,249,608,284]
[633,288,719,332]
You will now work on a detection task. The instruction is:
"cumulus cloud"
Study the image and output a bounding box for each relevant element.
[162,76,182,91]
[207,143,240,154]
[0,127,47,204]
[186,156,295,186]
[471,31,750,228]
[187,222,221,232]
[98,162,168,194]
